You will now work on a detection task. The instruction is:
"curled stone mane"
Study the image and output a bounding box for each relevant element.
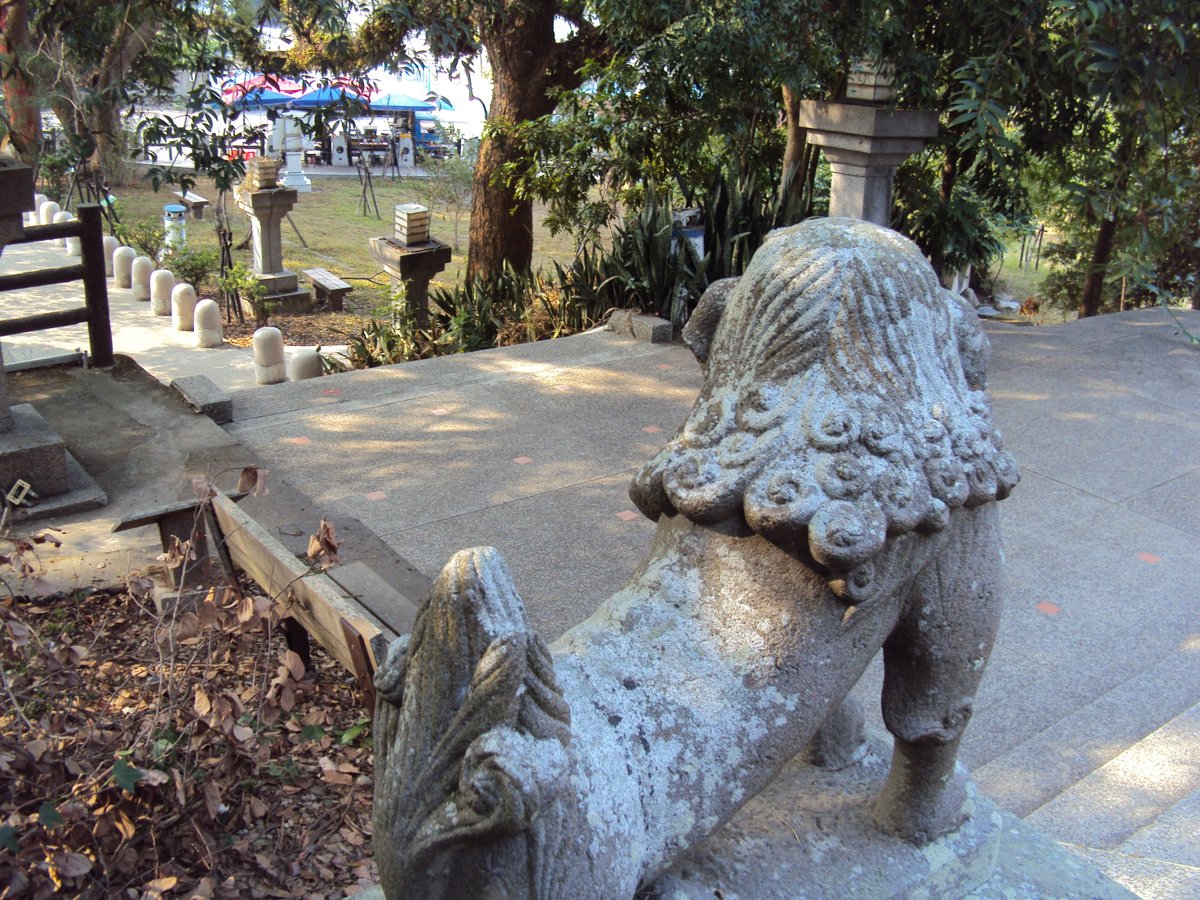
[630,217,1018,599]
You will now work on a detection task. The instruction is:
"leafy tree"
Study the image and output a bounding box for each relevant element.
[354,1,609,280]
[505,0,872,241]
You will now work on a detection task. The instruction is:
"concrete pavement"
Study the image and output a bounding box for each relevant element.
[3,227,1199,896]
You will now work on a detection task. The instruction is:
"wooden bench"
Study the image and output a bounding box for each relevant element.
[302,268,352,311]
[173,190,210,220]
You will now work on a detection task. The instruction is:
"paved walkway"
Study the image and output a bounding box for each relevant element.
[2,229,1199,896]
[0,237,328,391]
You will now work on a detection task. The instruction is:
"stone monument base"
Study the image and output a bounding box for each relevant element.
[649,727,1131,900]
[356,726,1131,900]
[247,271,313,316]
[0,404,106,521]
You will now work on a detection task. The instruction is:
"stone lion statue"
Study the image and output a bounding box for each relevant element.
[372,217,1018,898]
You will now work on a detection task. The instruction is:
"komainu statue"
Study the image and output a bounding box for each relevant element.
[373,218,1018,898]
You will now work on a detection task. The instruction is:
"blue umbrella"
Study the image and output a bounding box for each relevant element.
[424,92,454,110]
[229,88,294,110]
[370,93,437,113]
[290,86,369,111]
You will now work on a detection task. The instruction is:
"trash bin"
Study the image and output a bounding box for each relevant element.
[163,204,187,252]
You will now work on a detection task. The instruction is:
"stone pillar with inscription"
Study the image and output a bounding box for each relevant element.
[235,158,311,313]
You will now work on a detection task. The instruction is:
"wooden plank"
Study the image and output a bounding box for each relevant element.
[113,490,248,533]
[209,492,394,675]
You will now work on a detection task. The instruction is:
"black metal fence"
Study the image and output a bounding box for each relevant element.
[0,204,114,367]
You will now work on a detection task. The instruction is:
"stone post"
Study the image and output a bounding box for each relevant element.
[369,203,452,330]
[0,158,34,256]
[234,158,311,313]
[797,101,938,227]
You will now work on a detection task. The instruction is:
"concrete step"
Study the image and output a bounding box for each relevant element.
[1022,701,1200,851]
[974,642,1200,818]
[1070,847,1200,900]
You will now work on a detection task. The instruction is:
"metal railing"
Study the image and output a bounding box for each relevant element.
[0,204,114,367]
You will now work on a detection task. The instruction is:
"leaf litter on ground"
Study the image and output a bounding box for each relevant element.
[0,579,378,897]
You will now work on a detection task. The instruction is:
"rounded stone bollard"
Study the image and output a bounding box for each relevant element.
[253,327,287,385]
[193,299,223,348]
[171,284,197,331]
[52,211,73,248]
[38,200,60,226]
[61,216,81,256]
[103,235,119,276]
[289,348,324,382]
[113,246,137,289]
[131,256,154,301]
[29,193,48,226]
[150,269,175,316]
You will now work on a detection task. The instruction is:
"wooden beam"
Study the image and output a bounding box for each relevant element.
[209,491,395,676]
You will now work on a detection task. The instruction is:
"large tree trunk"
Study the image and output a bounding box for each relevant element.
[467,10,560,281]
[0,0,41,166]
[1078,212,1118,318]
[1078,131,1138,319]
[779,85,809,217]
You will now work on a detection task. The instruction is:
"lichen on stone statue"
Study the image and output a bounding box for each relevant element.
[372,218,1018,899]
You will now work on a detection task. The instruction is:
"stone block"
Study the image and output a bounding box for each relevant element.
[609,310,673,343]
[171,375,233,425]
[632,314,672,343]
[0,404,72,498]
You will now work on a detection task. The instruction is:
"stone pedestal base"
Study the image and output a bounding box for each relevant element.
[0,404,73,497]
[653,729,1001,898]
[245,271,313,315]
[0,404,107,520]
[281,152,312,193]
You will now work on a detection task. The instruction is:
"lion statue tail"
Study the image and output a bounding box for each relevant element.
[371,547,577,898]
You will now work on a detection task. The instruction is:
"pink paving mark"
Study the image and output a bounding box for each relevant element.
[431,408,450,416]
[1137,552,1162,564]
[321,388,342,396]
[657,363,673,371]
[1035,601,1062,616]
[554,384,570,392]
[283,436,312,445]
[642,425,662,434]
[616,510,641,522]
[365,491,386,501]
[513,456,533,465]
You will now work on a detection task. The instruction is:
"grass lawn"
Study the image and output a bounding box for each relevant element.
[98,170,581,316]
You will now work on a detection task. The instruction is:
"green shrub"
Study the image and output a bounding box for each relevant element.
[163,248,218,294]
[218,263,272,327]
[115,218,167,260]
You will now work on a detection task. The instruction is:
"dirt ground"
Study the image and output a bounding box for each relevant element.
[1,567,379,899]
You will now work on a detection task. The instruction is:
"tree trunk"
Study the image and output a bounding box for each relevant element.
[0,0,41,166]
[1078,213,1118,318]
[779,84,809,219]
[466,11,560,281]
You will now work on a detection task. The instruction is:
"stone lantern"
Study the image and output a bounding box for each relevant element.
[798,57,938,227]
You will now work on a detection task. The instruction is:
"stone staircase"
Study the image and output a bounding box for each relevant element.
[977,696,1200,898]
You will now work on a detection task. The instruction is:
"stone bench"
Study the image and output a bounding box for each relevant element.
[302,267,352,311]
[172,190,210,220]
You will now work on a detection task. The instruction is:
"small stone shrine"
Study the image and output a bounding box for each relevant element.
[235,158,310,313]
[369,204,451,329]
[371,218,1020,898]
